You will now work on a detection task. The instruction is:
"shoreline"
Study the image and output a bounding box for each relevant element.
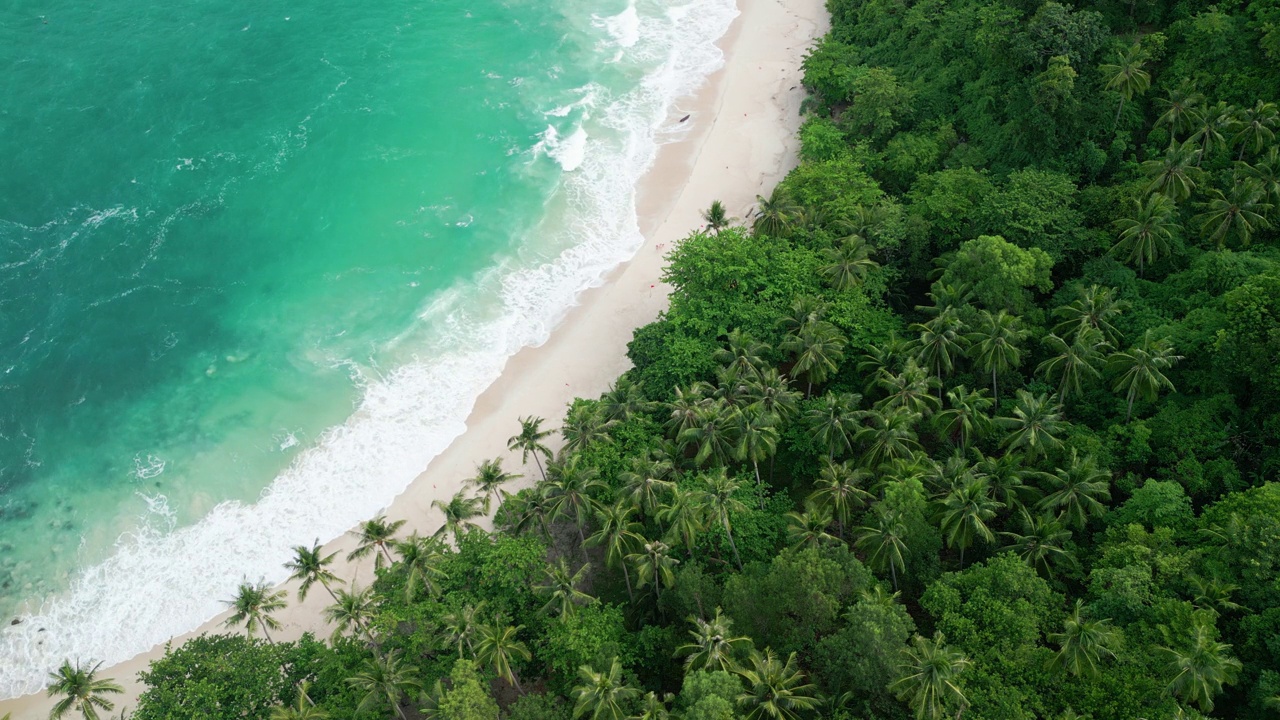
[0,0,827,714]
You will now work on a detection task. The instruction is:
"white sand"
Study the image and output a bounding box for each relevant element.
[0,0,827,715]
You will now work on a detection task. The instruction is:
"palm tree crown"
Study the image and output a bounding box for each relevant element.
[223,580,288,642]
[46,660,123,720]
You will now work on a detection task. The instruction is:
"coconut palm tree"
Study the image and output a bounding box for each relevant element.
[855,508,909,591]
[324,584,377,644]
[1194,179,1273,249]
[752,190,799,237]
[587,501,645,601]
[618,454,676,520]
[572,658,640,720]
[743,369,802,427]
[348,649,421,720]
[937,477,1002,568]
[535,558,595,620]
[973,450,1042,509]
[506,484,556,540]
[776,296,829,338]
[431,490,486,545]
[780,322,846,396]
[1142,140,1202,201]
[602,375,654,422]
[679,400,741,468]
[475,621,532,693]
[1037,450,1112,530]
[677,608,752,672]
[1155,81,1204,140]
[858,408,925,468]
[874,360,941,417]
[1108,331,1183,421]
[285,541,341,603]
[1036,329,1109,404]
[702,199,736,233]
[271,681,329,720]
[508,415,554,481]
[546,454,607,554]
[223,580,287,642]
[698,469,748,570]
[1112,194,1179,278]
[1231,99,1278,159]
[440,601,486,658]
[807,459,873,537]
[1187,575,1244,614]
[966,310,1026,404]
[819,235,879,291]
[468,457,520,512]
[395,533,449,602]
[1192,101,1237,163]
[1238,146,1280,206]
[804,392,862,460]
[785,504,838,550]
[1158,615,1242,712]
[735,410,780,493]
[665,384,709,439]
[715,329,770,380]
[935,386,992,450]
[910,309,969,393]
[1101,42,1151,125]
[735,648,822,720]
[627,539,680,604]
[347,515,406,568]
[1000,507,1077,578]
[1052,285,1126,346]
[890,633,971,720]
[1046,600,1120,679]
[659,487,708,556]
[997,390,1067,459]
[562,403,617,454]
[46,660,122,720]
[634,692,673,720]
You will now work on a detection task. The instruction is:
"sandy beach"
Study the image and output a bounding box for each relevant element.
[0,0,826,715]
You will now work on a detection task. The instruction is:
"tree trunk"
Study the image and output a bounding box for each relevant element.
[1115,98,1125,127]
[890,562,899,592]
[622,563,635,603]
[379,543,394,567]
[992,367,999,406]
[534,453,547,482]
[261,625,274,644]
[724,520,744,570]
[1126,392,1135,422]
[959,545,966,569]
[322,581,339,604]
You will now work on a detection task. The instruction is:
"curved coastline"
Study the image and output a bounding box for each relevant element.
[0,0,828,715]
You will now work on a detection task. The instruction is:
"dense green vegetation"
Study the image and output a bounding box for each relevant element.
[45,0,1280,718]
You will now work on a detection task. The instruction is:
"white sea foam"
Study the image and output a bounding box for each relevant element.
[0,0,740,698]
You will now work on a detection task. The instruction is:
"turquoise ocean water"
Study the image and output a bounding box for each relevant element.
[0,0,736,695]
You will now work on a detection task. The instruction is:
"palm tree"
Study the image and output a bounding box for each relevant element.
[786,504,838,550]
[1101,42,1150,125]
[679,400,741,468]
[587,501,645,601]
[1230,99,1278,159]
[935,386,992,449]
[562,403,617,454]
[324,584,377,644]
[1052,285,1126,346]
[536,558,595,619]
[874,360,941,417]
[1194,179,1273,249]
[431,490,485,545]
[677,608,752,672]
[395,533,449,602]
[1112,194,1179,278]
[1000,507,1077,578]
[889,633,971,720]
[46,660,123,720]
[475,621,532,693]
[223,580,287,642]
[780,322,846,396]
[285,541,341,603]
[546,455,607,554]
[819,235,879,291]
[967,310,1026,404]
[627,539,680,604]
[752,189,799,237]
[702,199,736,233]
[807,459,873,537]
[509,415,554,481]
[572,658,640,720]
[1192,101,1237,163]
[440,601,486,658]
[1155,81,1204,140]
[1037,450,1112,530]
[506,484,556,540]
[743,369,802,427]
[347,515,406,568]
[348,649,421,720]
[855,508,909,591]
[270,680,329,720]
[910,309,968,393]
[1158,615,1242,712]
[735,410,781,494]
[858,408,925,468]
[1187,575,1244,614]
[937,477,1002,568]
[659,487,707,556]
[699,469,748,570]
[735,648,822,720]
[1142,140,1202,201]
[1108,331,1183,421]
[1046,600,1120,679]
[973,451,1042,509]
[618,455,676,520]
[634,692,673,720]
[1238,146,1280,206]
[715,329,770,379]
[469,457,520,512]
[1036,329,1109,403]
[804,392,863,460]
[997,390,1067,460]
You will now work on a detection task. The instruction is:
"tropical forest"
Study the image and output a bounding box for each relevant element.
[38,0,1280,718]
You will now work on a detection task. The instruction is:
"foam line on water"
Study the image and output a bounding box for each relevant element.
[0,0,739,698]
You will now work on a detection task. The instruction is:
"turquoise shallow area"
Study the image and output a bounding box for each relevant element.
[0,0,605,612]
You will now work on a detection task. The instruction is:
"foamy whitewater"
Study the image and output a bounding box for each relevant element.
[0,0,737,698]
